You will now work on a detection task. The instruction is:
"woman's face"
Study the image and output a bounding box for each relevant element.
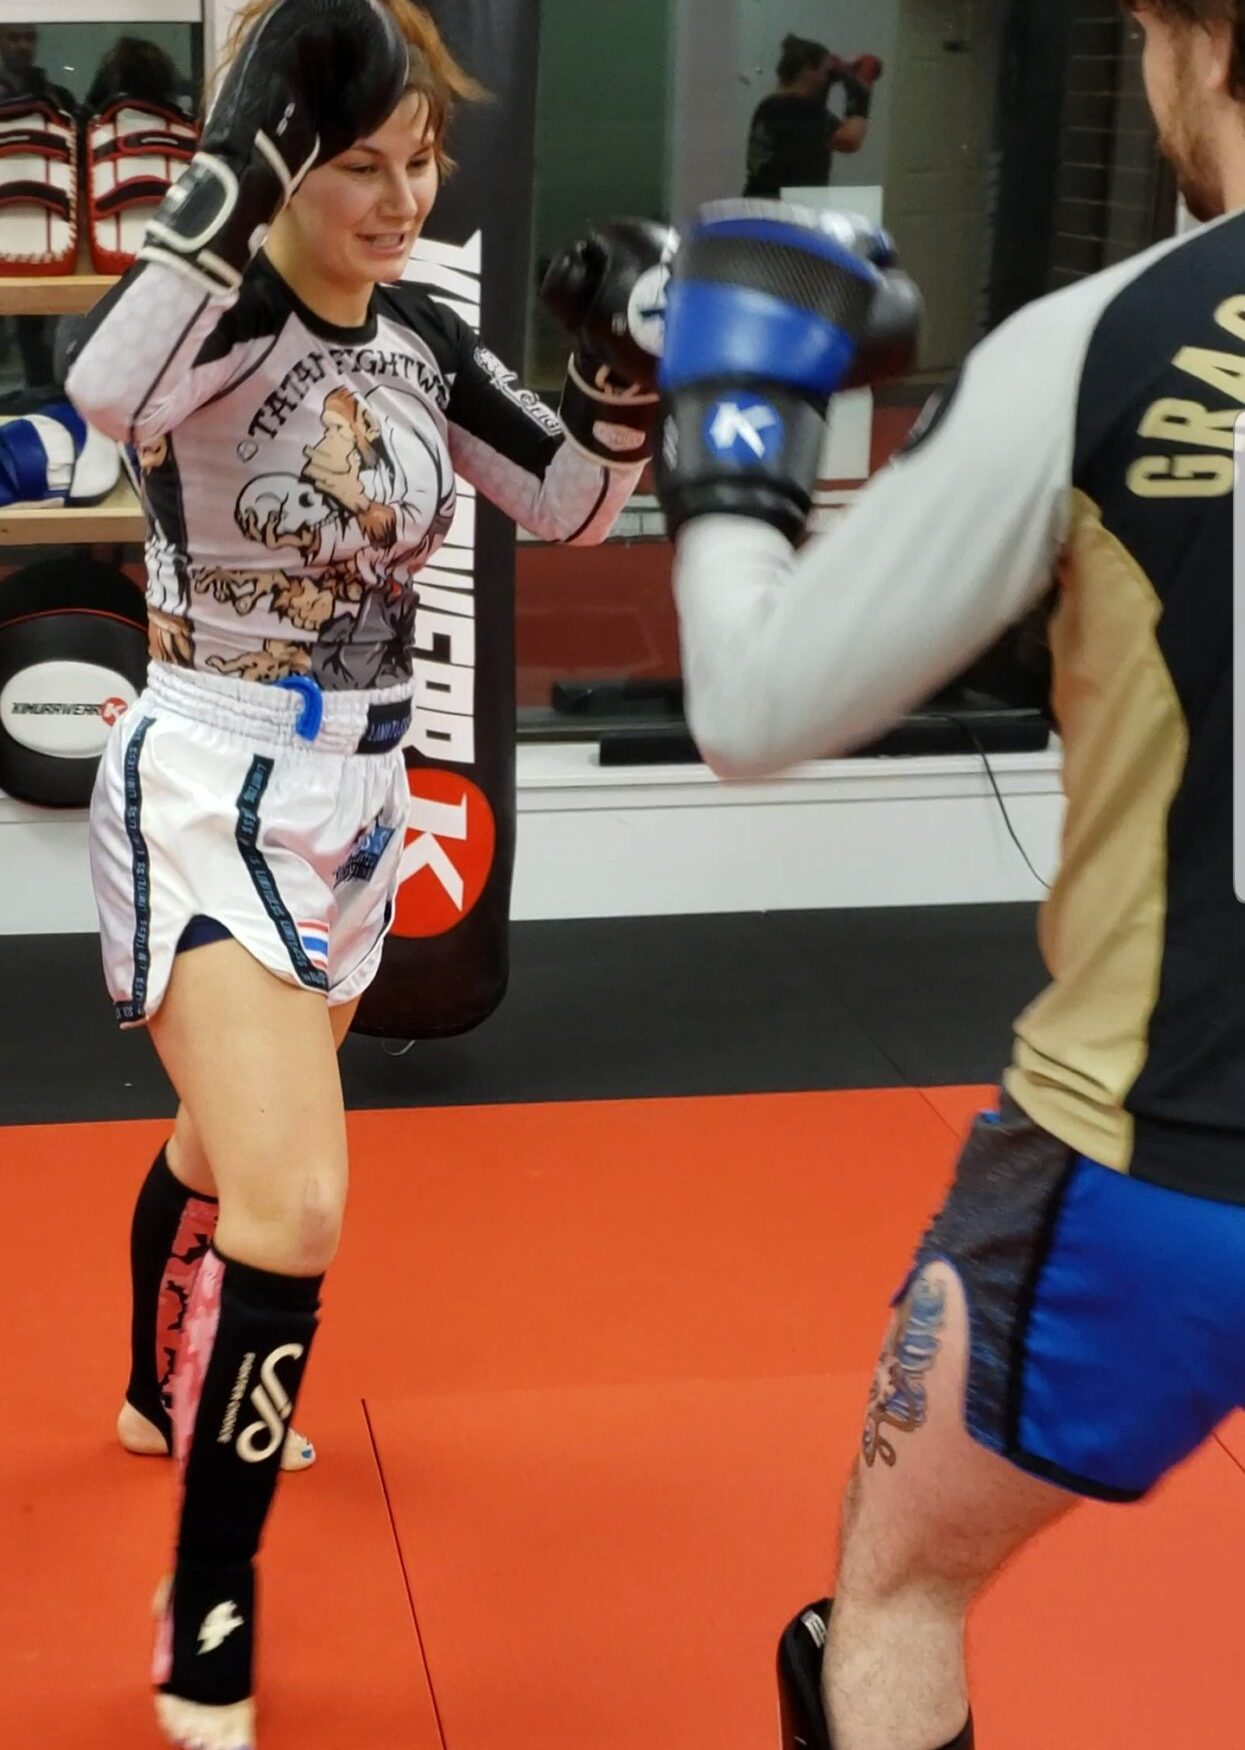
[286,91,440,292]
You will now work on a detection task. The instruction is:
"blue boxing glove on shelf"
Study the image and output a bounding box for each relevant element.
[655,200,919,543]
[0,400,120,507]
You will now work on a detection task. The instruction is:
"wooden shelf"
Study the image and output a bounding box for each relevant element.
[0,273,119,317]
[1,241,118,317]
[0,478,144,546]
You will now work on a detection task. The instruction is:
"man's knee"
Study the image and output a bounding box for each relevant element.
[837,1437,1067,1603]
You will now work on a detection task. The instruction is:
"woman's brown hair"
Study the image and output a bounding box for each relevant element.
[220,0,485,172]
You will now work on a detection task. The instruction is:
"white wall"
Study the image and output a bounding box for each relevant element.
[668,0,745,217]
[205,0,242,66]
[0,747,1065,933]
[0,1,198,17]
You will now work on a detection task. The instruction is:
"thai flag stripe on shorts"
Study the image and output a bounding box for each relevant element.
[298,920,330,969]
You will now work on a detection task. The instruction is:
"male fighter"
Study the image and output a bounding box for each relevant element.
[658,4,1245,1746]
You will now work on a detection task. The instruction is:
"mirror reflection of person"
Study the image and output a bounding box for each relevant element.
[86,35,195,116]
[0,23,78,111]
[744,35,867,197]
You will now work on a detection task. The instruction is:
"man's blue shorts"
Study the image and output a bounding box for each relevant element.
[906,1094,1245,1501]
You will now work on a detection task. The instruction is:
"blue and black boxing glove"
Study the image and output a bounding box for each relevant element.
[655,200,919,543]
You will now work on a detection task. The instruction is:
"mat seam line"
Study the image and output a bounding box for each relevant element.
[914,1084,984,1140]
[362,1396,450,1750]
[767,912,917,1088]
[1213,1430,1245,1483]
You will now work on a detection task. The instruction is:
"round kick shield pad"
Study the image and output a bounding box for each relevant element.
[0,558,147,807]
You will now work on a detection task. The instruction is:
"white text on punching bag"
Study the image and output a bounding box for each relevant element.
[404,232,482,767]
[399,794,469,907]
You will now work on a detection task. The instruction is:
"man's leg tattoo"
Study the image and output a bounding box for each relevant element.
[862,1273,947,1469]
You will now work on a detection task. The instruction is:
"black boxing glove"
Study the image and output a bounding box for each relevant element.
[142,0,409,297]
[542,217,679,469]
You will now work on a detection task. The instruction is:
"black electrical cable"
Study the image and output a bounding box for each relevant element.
[934,712,1053,893]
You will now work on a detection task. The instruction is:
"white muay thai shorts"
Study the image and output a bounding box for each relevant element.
[90,664,411,1026]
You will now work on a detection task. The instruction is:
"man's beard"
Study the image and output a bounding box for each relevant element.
[1159,57,1224,222]
[1165,122,1223,219]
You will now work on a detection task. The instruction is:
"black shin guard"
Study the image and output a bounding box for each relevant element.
[777,1600,973,1750]
[778,1601,833,1750]
[126,1144,219,1443]
[154,1248,321,1705]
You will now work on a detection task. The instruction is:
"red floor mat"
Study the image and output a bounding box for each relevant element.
[4,1087,1232,1746]
[370,1371,1245,1749]
[329,1089,964,1396]
[0,1121,441,1749]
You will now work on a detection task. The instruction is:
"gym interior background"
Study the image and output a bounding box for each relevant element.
[4,4,1230,1748]
[1,0,1175,761]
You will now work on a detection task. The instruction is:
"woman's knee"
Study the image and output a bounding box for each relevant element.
[293,1179,345,1271]
[216,1170,345,1276]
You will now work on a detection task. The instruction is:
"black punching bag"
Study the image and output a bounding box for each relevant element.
[355,0,542,1040]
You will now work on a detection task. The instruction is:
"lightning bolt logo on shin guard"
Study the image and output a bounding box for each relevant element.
[198,1601,245,1655]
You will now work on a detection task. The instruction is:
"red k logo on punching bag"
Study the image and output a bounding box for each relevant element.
[354,0,541,1040]
[394,769,497,939]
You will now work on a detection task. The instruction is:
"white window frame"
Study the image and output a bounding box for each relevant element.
[0,1,201,22]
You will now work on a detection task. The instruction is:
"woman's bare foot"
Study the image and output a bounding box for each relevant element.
[118,1401,316,1471]
[154,1693,256,1750]
[116,1400,170,1456]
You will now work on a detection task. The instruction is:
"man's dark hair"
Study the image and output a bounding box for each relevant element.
[777,34,830,84]
[1127,1,1245,92]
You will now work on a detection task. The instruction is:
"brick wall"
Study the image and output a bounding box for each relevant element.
[1048,4,1175,287]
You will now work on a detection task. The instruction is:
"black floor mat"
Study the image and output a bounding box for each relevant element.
[3,906,1042,1126]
